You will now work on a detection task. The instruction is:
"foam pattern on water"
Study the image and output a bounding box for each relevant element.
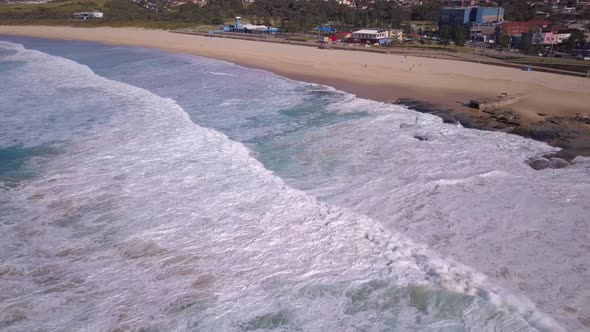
[254,98,590,331]
[0,41,563,331]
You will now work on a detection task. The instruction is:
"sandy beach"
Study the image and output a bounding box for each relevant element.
[2,26,590,156]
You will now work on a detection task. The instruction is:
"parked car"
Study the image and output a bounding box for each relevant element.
[576,55,590,61]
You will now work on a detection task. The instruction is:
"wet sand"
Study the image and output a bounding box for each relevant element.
[1,26,589,157]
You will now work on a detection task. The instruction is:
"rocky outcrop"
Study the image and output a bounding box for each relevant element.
[525,157,571,170]
[394,99,590,165]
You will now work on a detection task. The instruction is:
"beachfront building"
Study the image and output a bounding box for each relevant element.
[533,31,572,45]
[469,25,496,42]
[439,6,504,26]
[352,29,389,43]
[501,20,549,36]
[220,17,279,35]
[73,11,103,19]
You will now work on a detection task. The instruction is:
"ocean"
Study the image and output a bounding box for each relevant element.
[1,37,589,332]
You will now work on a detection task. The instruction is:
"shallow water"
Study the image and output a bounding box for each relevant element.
[1,37,589,331]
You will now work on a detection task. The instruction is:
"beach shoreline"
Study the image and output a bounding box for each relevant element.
[2,26,590,157]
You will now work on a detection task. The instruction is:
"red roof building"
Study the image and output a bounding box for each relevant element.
[502,20,549,36]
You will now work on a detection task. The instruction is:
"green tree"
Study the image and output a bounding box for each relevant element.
[410,1,441,22]
[500,33,511,49]
[519,32,533,54]
[495,29,511,54]
[452,25,466,46]
[439,25,451,47]
[499,0,535,21]
[564,30,587,52]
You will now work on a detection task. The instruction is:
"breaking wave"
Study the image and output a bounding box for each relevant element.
[0,41,565,331]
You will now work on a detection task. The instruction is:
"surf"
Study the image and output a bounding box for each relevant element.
[0,40,566,331]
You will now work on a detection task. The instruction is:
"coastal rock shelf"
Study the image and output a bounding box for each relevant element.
[469,94,525,111]
[394,98,590,163]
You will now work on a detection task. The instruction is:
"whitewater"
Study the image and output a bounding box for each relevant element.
[0,38,589,331]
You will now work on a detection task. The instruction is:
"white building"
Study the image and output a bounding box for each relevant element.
[352,29,389,42]
[241,23,269,32]
[73,11,103,19]
[533,31,572,45]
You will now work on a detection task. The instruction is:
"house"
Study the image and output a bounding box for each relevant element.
[73,11,103,19]
[352,29,389,43]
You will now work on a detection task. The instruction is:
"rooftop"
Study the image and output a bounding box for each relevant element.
[354,29,387,33]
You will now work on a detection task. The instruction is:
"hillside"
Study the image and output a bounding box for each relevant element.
[0,0,196,28]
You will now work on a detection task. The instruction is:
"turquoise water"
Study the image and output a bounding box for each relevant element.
[1,37,589,331]
[0,146,57,184]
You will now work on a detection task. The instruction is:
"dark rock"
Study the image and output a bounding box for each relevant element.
[529,128,560,141]
[393,99,589,159]
[394,98,458,124]
[527,158,551,170]
[575,113,590,125]
[414,135,430,141]
[495,112,517,123]
[526,157,571,170]
[549,157,570,169]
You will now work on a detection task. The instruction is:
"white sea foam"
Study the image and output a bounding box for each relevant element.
[0,41,572,331]
[209,71,235,76]
[262,99,590,332]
